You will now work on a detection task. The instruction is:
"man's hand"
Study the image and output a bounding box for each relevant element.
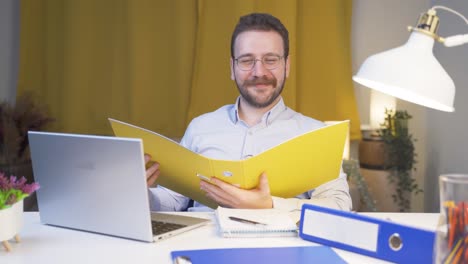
[199,172,273,209]
[145,154,160,187]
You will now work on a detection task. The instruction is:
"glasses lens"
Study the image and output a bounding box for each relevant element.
[262,55,281,70]
[237,57,255,70]
[236,55,282,71]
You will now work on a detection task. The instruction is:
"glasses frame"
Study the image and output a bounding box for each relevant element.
[234,54,284,71]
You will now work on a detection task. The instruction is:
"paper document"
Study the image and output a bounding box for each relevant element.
[109,118,348,208]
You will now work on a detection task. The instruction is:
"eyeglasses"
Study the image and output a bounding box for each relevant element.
[234,55,284,71]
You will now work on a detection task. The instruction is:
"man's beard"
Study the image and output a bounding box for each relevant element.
[235,71,286,108]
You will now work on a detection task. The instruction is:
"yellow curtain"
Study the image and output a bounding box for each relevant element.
[18,0,360,140]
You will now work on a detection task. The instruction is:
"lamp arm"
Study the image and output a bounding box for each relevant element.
[431,5,468,24]
[444,34,468,47]
[430,6,468,47]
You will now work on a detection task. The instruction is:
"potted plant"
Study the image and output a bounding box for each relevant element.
[0,91,53,211]
[379,109,423,212]
[0,172,39,251]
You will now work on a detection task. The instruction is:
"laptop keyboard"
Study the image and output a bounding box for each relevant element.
[151,220,187,236]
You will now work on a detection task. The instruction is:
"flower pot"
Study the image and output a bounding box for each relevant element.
[359,139,386,169]
[0,200,23,252]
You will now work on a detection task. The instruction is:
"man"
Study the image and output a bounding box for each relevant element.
[146,13,351,212]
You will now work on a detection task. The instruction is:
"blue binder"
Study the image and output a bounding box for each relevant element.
[299,204,436,263]
[171,246,346,264]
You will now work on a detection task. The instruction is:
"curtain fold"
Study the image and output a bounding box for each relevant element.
[18,0,360,139]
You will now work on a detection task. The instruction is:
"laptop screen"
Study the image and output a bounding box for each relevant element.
[28,132,154,242]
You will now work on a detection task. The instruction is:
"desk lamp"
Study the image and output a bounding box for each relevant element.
[352,7,467,263]
[353,6,468,112]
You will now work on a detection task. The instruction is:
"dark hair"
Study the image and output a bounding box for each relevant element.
[231,13,289,58]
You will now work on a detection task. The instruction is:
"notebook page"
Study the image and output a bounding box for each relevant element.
[215,206,298,238]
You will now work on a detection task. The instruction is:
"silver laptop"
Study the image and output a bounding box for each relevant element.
[28,131,209,242]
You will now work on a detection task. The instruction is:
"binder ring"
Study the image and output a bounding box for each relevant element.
[223,171,233,177]
[388,233,403,251]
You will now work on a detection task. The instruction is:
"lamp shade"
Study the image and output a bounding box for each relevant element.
[353,31,455,112]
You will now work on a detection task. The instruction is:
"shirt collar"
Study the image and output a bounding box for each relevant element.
[229,96,287,126]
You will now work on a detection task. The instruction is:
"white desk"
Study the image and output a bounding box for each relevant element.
[2,212,439,264]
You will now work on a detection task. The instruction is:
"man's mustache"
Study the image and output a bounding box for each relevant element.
[243,77,276,87]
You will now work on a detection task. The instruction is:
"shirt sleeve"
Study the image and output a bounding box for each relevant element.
[148,186,191,211]
[271,170,352,212]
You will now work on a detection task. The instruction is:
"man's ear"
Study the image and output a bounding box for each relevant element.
[285,55,290,78]
[230,57,235,80]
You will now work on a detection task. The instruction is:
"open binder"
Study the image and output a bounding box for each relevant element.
[109,118,348,208]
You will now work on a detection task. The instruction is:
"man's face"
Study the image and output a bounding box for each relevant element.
[230,30,290,109]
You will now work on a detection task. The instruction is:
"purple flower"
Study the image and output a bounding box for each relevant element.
[0,171,40,208]
[0,172,13,191]
[21,182,40,194]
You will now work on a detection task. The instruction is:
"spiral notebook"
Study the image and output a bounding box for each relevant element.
[215,207,298,238]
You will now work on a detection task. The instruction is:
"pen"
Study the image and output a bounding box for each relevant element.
[228,216,267,226]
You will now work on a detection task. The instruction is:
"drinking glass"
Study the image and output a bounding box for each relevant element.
[434,174,468,263]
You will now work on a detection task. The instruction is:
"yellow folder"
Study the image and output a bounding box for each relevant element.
[109,118,349,208]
